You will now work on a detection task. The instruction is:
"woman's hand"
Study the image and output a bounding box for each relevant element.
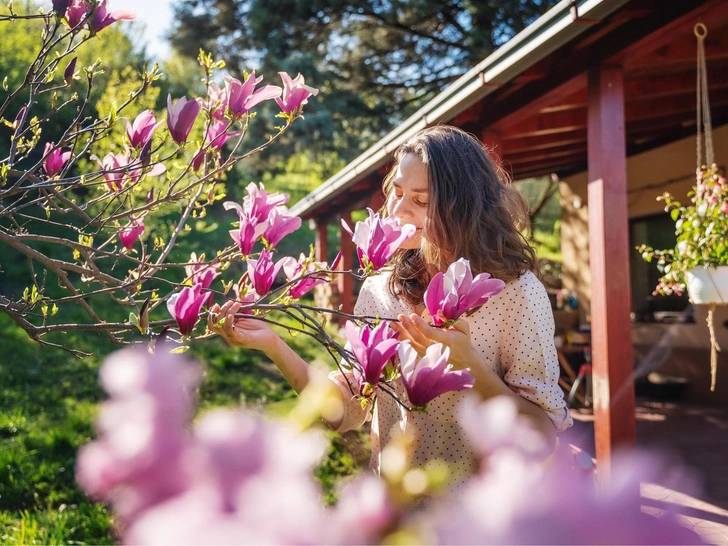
[391,313,479,369]
[208,301,279,352]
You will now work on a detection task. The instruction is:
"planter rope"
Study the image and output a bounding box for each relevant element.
[695,23,722,391]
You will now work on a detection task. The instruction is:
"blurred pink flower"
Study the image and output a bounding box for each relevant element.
[424,258,505,326]
[398,341,474,408]
[96,151,131,191]
[76,348,201,522]
[342,208,416,272]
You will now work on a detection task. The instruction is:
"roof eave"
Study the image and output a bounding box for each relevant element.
[290,0,632,219]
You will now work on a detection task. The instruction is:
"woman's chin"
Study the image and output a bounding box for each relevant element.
[399,234,422,250]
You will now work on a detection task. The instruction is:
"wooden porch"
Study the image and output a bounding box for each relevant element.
[291,0,728,474]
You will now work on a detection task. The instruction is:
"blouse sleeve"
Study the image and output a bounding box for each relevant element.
[498,275,573,432]
[327,278,381,433]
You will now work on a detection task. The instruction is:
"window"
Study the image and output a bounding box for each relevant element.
[629,213,690,322]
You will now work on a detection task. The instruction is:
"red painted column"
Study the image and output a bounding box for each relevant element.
[337,211,355,324]
[314,220,328,263]
[587,64,637,478]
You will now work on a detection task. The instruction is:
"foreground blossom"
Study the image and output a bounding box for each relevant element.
[78,350,701,545]
[342,208,416,272]
[398,341,474,408]
[345,320,400,392]
[166,283,208,336]
[92,0,136,33]
[424,257,506,326]
[42,143,71,177]
[76,348,201,522]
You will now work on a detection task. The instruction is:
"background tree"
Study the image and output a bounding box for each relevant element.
[169,0,559,177]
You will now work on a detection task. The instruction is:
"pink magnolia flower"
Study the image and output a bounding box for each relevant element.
[247,249,287,297]
[243,182,289,221]
[275,72,319,115]
[92,0,136,33]
[398,341,474,408]
[118,218,144,250]
[232,273,258,312]
[184,252,219,290]
[342,208,416,271]
[345,320,400,390]
[721,200,728,215]
[166,94,201,145]
[63,56,77,85]
[43,142,71,177]
[95,151,131,191]
[126,110,163,149]
[224,72,282,118]
[263,206,302,248]
[199,82,227,120]
[282,252,341,300]
[65,0,90,28]
[224,201,268,256]
[166,283,208,336]
[424,258,506,326]
[192,120,241,171]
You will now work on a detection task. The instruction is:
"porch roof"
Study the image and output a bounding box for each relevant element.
[291,0,728,221]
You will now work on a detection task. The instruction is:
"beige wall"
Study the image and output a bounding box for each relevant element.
[559,125,728,403]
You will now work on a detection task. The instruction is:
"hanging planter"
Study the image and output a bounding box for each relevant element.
[685,265,728,305]
[638,23,725,392]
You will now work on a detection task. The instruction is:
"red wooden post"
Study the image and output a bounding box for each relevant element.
[314,219,328,263]
[587,64,637,478]
[337,211,355,324]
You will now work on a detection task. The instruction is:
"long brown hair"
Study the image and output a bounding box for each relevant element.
[383,125,536,306]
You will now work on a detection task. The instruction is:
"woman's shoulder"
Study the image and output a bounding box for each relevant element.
[355,269,404,315]
[491,270,549,308]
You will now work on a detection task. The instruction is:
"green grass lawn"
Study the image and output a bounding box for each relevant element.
[0,313,367,544]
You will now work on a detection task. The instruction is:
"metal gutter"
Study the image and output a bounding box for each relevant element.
[290,0,632,219]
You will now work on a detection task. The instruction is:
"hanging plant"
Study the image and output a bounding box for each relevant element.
[638,23,725,391]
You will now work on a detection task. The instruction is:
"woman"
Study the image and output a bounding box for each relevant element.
[210,125,572,477]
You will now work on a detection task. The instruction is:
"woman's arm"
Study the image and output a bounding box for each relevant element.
[208,301,345,428]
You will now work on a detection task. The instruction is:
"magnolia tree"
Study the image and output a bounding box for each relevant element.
[1,0,502,415]
[1,2,703,544]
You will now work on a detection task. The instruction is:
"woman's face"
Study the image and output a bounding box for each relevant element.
[386,153,429,250]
